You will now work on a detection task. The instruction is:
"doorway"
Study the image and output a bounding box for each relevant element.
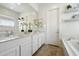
[46,8,60,46]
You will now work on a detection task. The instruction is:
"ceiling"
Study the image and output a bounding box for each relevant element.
[0,3,36,13]
[0,3,67,14]
[1,3,78,14]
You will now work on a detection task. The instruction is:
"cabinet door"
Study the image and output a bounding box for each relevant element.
[32,34,39,54]
[39,33,45,48]
[20,43,32,56]
[20,37,32,56]
[0,46,19,56]
[0,38,20,56]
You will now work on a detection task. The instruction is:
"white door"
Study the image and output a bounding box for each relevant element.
[47,8,59,45]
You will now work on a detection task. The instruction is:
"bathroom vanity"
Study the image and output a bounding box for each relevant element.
[0,32,46,56]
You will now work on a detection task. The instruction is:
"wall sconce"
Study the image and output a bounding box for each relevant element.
[18,17,24,21]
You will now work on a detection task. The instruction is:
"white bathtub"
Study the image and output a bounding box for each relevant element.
[67,40,79,56]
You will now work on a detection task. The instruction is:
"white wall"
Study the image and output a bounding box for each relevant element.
[39,4,65,42]
[29,3,39,12]
[61,4,79,40]
[39,3,79,41]
[0,5,19,18]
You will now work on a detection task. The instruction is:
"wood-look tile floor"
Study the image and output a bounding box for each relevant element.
[33,44,64,56]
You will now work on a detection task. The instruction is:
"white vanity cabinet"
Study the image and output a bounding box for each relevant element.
[0,46,19,56]
[32,32,46,54]
[0,36,32,56]
[32,33,39,54]
[19,36,32,56]
[0,39,19,56]
[0,32,46,56]
[38,33,45,48]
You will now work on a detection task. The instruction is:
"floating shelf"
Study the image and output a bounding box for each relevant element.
[64,8,79,14]
[63,19,79,22]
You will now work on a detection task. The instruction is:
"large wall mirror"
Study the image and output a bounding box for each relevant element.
[0,3,38,36]
[0,15,18,37]
[0,17,15,27]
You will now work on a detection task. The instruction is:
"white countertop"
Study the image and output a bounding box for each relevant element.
[62,39,79,56]
[0,31,45,43]
[0,33,32,43]
[0,35,19,43]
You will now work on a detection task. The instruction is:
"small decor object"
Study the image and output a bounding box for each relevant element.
[66,5,72,10]
[64,4,74,13]
[21,29,24,32]
[18,17,24,21]
[28,29,32,32]
[21,17,24,21]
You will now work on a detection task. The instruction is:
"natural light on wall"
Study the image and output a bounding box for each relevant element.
[0,18,15,27]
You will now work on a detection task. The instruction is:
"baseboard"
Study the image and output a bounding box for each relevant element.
[48,44,60,48]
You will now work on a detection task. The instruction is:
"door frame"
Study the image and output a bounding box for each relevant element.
[46,7,60,44]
